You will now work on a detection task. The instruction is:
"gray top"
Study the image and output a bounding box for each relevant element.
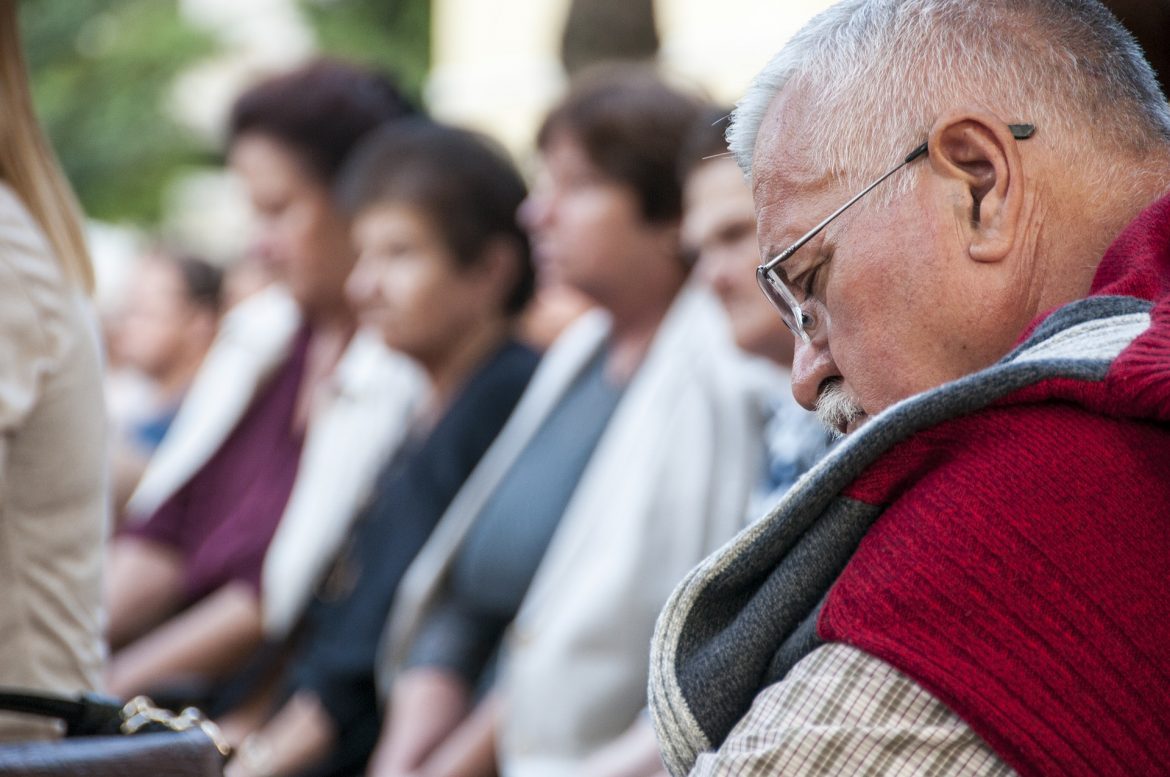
[406,348,625,682]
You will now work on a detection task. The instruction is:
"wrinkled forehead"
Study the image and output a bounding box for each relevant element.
[749,86,838,216]
[749,86,846,249]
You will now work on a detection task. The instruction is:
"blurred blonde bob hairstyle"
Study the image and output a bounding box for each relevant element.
[0,0,93,292]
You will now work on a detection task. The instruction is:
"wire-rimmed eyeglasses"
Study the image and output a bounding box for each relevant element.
[756,123,1036,344]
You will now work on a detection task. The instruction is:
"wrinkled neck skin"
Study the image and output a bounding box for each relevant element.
[1024,149,1170,314]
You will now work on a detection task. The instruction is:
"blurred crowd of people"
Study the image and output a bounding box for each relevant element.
[2,1,1168,776]
[0,1,833,772]
[80,49,836,777]
[95,57,832,777]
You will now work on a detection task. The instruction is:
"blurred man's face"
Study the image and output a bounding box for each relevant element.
[684,157,794,367]
[115,258,205,382]
[115,257,190,379]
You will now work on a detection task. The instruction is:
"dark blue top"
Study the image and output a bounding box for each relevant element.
[286,339,539,758]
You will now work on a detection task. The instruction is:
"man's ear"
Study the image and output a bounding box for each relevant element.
[926,111,1027,263]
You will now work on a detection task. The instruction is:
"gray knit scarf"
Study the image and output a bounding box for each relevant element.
[648,296,1153,776]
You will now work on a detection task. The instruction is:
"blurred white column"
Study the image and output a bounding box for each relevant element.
[657,0,836,105]
[427,0,570,161]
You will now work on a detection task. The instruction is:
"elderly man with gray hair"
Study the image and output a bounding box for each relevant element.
[649,1,1170,776]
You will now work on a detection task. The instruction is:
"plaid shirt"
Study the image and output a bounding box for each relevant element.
[690,644,1015,776]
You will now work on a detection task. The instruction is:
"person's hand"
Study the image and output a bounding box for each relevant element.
[222,693,338,777]
[366,667,473,777]
[225,733,276,777]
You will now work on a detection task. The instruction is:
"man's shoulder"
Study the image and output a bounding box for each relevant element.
[820,391,1170,777]
[848,393,1170,512]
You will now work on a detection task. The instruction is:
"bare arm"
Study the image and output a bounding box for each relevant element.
[105,536,185,650]
[367,667,472,777]
[415,691,501,777]
[106,580,264,698]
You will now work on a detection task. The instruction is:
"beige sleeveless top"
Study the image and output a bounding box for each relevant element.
[0,182,107,740]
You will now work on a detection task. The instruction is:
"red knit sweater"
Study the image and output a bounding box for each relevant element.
[819,195,1170,777]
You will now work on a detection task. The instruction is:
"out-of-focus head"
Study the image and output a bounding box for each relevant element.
[730,0,1170,434]
[226,59,415,319]
[115,251,223,384]
[519,66,702,308]
[338,119,534,369]
[681,108,793,367]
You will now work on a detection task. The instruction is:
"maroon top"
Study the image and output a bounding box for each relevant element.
[125,325,311,603]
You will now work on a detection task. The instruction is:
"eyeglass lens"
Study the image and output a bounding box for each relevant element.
[756,265,823,344]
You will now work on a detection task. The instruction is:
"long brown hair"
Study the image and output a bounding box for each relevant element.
[0,0,94,292]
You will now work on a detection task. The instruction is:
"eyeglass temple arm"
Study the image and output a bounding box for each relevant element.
[761,123,1035,273]
[761,158,917,272]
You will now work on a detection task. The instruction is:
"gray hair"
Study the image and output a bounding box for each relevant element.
[728,0,1170,190]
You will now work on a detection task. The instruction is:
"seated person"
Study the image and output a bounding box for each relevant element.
[681,107,833,515]
[107,249,223,515]
[105,59,423,699]
[576,107,834,777]
[369,67,762,777]
[650,1,1170,775]
[223,119,540,777]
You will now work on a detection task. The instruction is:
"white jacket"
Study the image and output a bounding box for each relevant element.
[127,285,425,637]
[380,285,761,777]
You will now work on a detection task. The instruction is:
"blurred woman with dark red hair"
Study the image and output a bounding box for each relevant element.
[105,60,424,701]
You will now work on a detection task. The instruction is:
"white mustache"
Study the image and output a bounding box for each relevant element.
[815,381,865,436]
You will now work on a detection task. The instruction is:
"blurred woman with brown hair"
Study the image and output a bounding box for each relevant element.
[105,59,424,700]
[0,0,107,740]
[371,67,761,777]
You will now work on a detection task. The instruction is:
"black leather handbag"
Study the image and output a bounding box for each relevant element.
[0,690,230,776]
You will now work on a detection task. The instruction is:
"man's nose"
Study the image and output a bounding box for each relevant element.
[790,329,836,411]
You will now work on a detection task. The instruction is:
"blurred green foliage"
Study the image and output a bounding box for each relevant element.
[303,0,431,106]
[22,0,431,227]
[21,1,217,225]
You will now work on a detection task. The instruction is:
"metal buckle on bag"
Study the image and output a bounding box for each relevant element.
[119,696,232,757]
